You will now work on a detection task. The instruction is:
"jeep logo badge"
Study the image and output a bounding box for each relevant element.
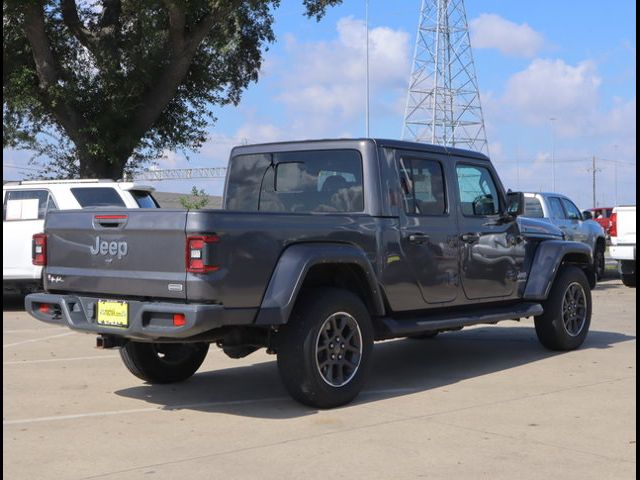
[90,236,128,259]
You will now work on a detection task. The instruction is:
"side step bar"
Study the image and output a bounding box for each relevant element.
[379,302,543,339]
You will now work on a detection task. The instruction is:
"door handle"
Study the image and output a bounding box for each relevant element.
[408,232,430,244]
[461,232,481,243]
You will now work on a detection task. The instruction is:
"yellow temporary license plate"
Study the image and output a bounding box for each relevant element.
[97,300,129,328]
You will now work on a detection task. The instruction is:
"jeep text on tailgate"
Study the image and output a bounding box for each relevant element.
[26,139,596,408]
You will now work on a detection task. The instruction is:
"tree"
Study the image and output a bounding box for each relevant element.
[179,185,209,209]
[3,0,341,179]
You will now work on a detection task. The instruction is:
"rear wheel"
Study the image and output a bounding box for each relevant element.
[276,288,374,408]
[534,266,591,351]
[119,341,209,383]
[621,273,636,287]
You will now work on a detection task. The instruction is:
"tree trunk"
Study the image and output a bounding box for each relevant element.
[77,147,126,180]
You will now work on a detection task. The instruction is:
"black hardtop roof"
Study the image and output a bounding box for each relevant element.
[231,138,490,162]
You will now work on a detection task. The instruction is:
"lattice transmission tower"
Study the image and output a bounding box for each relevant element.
[402,0,488,154]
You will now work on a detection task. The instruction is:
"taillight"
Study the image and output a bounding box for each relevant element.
[186,235,219,273]
[32,233,47,266]
[609,212,617,237]
[173,313,186,326]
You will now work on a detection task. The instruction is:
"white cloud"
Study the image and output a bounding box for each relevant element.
[276,17,410,136]
[470,13,545,58]
[501,59,602,135]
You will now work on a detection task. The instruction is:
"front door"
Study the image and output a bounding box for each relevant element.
[454,162,525,300]
[397,152,459,305]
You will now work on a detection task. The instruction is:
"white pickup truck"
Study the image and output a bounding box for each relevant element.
[2,179,158,294]
[609,205,636,287]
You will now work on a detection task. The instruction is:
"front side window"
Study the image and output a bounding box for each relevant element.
[71,188,126,208]
[3,189,57,221]
[456,165,500,216]
[523,197,544,218]
[561,198,582,220]
[398,158,446,215]
[548,197,566,219]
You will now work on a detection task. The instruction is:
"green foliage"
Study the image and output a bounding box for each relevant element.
[179,185,209,210]
[3,0,342,179]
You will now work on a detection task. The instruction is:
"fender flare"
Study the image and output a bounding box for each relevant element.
[523,240,594,300]
[254,243,385,325]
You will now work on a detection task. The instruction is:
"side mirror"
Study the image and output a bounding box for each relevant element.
[582,210,593,220]
[506,191,525,217]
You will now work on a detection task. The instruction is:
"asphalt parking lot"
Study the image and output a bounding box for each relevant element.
[3,278,636,480]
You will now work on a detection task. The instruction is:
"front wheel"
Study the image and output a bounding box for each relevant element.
[119,341,209,383]
[276,288,374,408]
[594,245,605,281]
[534,266,591,351]
[621,273,636,287]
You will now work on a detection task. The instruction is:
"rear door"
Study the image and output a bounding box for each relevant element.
[3,189,57,280]
[44,210,188,299]
[396,151,459,305]
[454,161,524,300]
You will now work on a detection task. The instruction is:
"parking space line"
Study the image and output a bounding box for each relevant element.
[2,388,419,427]
[3,327,63,333]
[2,398,289,426]
[3,332,75,348]
[4,354,118,365]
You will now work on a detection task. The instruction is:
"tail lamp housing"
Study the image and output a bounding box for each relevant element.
[32,233,47,266]
[186,235,219,273]
[609,212,617,237]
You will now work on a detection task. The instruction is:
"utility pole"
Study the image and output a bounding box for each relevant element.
[365,0,370,138]
[587,156,602,208]
[549,117,556,192]
[613,144,619,205]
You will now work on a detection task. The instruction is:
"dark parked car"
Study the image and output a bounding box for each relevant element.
[26,139,595,408]
[522,192,606,280]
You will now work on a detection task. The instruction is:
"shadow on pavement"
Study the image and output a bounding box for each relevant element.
[2,294,26,312]
[114,326,634,419]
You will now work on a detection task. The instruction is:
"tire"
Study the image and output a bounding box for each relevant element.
[621,273,636,287]
[276,288,374,408]
[534,266,591,351]
[119,341,209,383]
[594,245,605,281]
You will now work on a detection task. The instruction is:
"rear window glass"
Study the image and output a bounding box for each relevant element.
[3,189,57,221]
[130,190,159,208]
[71,188,126,208]
[523,197,544,218]
[226,150,364,213]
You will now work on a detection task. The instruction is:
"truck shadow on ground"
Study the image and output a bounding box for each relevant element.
[114,326,634,419]
[2,294,27,312]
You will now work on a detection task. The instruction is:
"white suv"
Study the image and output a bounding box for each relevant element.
[3,179,158,294]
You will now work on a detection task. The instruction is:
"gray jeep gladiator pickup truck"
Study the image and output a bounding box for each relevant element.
[26,139,595,408]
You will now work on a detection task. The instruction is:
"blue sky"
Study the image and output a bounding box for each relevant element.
[3,0,636,208]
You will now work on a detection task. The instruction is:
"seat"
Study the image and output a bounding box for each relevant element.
[322,175,348,194]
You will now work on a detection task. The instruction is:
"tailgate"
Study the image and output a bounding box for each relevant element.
[44,209,188,299]
[615,207,636,244]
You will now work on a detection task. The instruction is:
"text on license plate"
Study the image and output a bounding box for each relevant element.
[97,300,128,327]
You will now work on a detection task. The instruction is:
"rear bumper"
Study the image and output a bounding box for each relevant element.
[610,244,635,261]
[25,293,257,341]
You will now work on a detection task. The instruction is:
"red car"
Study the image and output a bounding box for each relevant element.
[586,207,614,234]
